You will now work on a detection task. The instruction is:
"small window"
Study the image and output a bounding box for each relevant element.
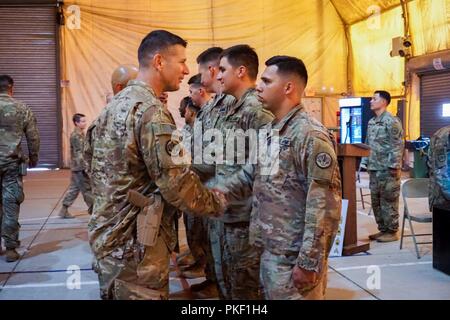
[443,103,450,117]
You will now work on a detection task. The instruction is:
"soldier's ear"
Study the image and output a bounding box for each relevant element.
[237,66,246,79]
[208,65,216,78]
[152,53,164,72]
[285,81,294,95]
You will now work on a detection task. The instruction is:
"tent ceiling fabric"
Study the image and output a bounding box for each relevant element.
[330,0,401,25]
[58,0,450,165]
[60,0,347,166]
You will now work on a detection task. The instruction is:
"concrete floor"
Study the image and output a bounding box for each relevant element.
[0,169,449,300]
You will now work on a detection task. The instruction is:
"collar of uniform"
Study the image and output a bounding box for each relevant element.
[74,126,83,134]
[126,79,157,97]
[272,104,304,132]
[0,93,10,98]
[375,110,389,122]
[228,87,256,116]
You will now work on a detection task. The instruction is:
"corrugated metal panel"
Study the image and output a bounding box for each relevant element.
[0,6,60,167]
[420,71,450,137]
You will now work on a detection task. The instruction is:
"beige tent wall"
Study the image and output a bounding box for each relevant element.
[349,6,404,98]
[60,0,347,167]
[348,0,450,140]
[407,0,450,139]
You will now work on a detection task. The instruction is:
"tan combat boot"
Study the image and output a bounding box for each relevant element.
[368,231,384,240]
[5,248,20,262]
[59,205,75,219]
[377,232,399,242]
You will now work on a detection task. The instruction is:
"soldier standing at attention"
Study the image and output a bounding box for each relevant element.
[216,56,341,299]
[59,113,93,218]
[179,99,207,278]
[87,30,225,300]
[361,90,404,243]
[0,75,40,262]
[428,125,450,210]
[192,47,236,298]
[179,74,217,294]
[215,44,274,299]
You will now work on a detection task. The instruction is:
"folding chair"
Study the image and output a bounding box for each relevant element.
[356,164,372,215]
[400,178,432,259]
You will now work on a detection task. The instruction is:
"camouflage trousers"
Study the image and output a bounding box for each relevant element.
[209,218,230,299]
[260,250,327,300]
[369,170,401,233]
[62,170,93,213]
[222,222,263,300]
[183,213,215,281]
[96,235,169,300]
[0,163,24,249]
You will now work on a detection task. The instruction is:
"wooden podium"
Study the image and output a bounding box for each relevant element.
[337,144,371,256]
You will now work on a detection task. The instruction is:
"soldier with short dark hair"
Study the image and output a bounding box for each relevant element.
[361,90,404,243]
[87,30,225,300]
[178,75,216,286]
[215,44,274,299]
[191,47,236,298]
[0,75,40,262]
[217,55,341,299]
[59,113,93,218]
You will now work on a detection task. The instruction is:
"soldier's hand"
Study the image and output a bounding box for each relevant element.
[292,265,319,291]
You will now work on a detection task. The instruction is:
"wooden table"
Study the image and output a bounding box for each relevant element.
[337,144,371,256]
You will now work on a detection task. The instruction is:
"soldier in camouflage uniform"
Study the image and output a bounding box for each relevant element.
[214,45,274,299]
[178,96,207,279]
[0,75,40,262]
[86,66,139,275]
[188,47,236,298]
[85,64,139,177]
[84,30,225,300]
[59,113,93,218]
[361,90,404,243]
[428,125,450,210]
[217,56,341,300]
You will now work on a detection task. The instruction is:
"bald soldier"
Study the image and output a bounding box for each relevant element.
[0,75,40,262]
[216,56,341,299]
[84,64,138,175]
[108,64,139,102]
[86,30,225,300]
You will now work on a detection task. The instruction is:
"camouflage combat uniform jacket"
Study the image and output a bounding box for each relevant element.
[0,93,40,167]
[191,93,235,184]
[85,80,222,260]
[361,111,404,170]
[428,125,450,210]
[220,105,342,272]
[70,127,86,171]
[216,88,274,224]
